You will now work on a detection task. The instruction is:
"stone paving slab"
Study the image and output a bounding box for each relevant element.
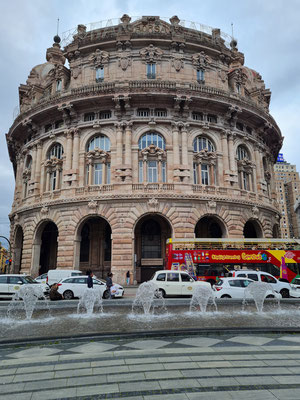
[1,333,300,399]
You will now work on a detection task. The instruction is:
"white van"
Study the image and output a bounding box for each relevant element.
[46,269,82,286]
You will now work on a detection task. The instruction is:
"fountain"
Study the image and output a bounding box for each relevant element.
[132,281,166,314]
[7,285,49,320]
[77,288,103,315]
[190,283,217,313]
[243,281,280,313]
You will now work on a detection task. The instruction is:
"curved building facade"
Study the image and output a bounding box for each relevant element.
[7,15,282,283]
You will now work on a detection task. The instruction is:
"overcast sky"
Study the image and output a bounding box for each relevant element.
[0,0,299,245]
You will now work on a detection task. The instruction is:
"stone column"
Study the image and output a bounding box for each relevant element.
[35,142,42,192]
[72,129,80,172]
[124,122,132,166]
[197,163,201,184]
[172,123,180,164]
[115,123,123,165]
[143,159,147,184]
[88,163,93,186]
[158,159,162,183]
[181,124,189,166]
[254,148,262,187]
[31,145,37,182]
[221,131,230,172]
[102,162,106,184]
[45,169,50,191]
[228,133,235,172]
[65,130,73,172]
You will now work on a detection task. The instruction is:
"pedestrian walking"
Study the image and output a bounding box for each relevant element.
[106,272,113,298]
[87,270,93,288]
[126,270,130,286]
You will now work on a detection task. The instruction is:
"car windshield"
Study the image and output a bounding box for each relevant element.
[24,276,37,284]
[215,279,223,286]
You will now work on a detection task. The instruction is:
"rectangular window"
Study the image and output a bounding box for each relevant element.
[162,161,166,183]
[147,63,156,79]
[56,80,62,92]
[45,124,52,133]
[242,171,249,190]
[197,69,205,82]
[96,67,104,82]
[193,162,198,184]
[84,113,95,122]
[154,109,167,117]
[55,120,63,129]
[106,163,111,184]
[50,171,57,191]
[139,161,143,183]
[137,109,150,117]
[201,164,209,185]
[94,163,103,185]
[99,111,111,119]
[192,112,203,121]
[207,114,217,123]
[148,160,158,183]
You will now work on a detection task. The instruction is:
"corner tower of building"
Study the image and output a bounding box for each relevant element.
[6,15,282,283]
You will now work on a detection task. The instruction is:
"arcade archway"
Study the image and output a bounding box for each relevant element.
[39,221,58,275]
[195,216,226,238]
[77,216,111,279]
[134,214,172,283]
[243,219,263,238]
[13,225,23,273]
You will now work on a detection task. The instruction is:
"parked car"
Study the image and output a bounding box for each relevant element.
[149,270,211,297]
[56,276,124,299]
[231,270,291,298]
[0,274,47,299]
[46,269,82,287]
[213,277,282,299]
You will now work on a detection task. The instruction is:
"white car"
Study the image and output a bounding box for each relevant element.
[231,270,291,298]
[0,274,47,299]
[149,270,211,297]
[57,276,124,299]
[213,277,282,299]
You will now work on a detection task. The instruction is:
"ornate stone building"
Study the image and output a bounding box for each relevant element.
[7,15,282,283]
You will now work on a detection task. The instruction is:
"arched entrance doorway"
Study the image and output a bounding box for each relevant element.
[195,216,226,238]
[13,225,23,273]
[134,214,172,283]
[77,217,111,278]
[243,220,263,238]
[39,221,58,275]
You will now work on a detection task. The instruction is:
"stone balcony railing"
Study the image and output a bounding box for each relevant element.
[10,80,279,135]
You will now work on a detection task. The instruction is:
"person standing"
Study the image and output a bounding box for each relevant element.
[106,272,113,298]
[126,270,130,286]
[87,270,93,288]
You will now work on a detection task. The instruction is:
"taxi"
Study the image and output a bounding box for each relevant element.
[0,274,46,299]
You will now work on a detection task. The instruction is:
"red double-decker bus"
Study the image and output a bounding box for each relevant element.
[166,238,300,285]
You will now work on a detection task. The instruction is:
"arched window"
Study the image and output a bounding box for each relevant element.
[237,145,249,161]
[139,132,165,150]
[86,135,111,185]
[193,136,216,185]
[236,145,253,191]
[45,143,64,191]
[193,136,215,152]
[138,132,166,183]
[87,135,110,152]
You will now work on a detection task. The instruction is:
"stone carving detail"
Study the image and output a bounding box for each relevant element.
[172,55,184,71]
[141,144,165,160]
[207,201,217,212]
[118,55,131,71]
[91,49,109,67]
[40,206,49,215]
[252,206,259,218]
[148,197,158,210]
[195,149,217,165]
[14,214,19,222]
[71,66,82,79]
[140,44,163,62]
[192,51,211,69]
[86,149,110,163]
[88,200,97,210]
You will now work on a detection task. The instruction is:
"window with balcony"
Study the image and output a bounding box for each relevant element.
[138,132,166,183]
[197,69,205,83]
[84,113,95,122]
[56,80,62,92]
[147,63,156,79]
[236,145,253,191]
[54,120,63,129]
[86,135,111,185]
[96,67,104,82]
[99,111,111,119]
[193,136,216,185]
[45,143,64,191]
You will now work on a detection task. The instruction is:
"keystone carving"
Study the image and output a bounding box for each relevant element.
[192,51,211,69]
[252,206,259,218]
[91,49,109,67]
[140,44,163,62]
[88,200,97,210]
[40,206,49,215]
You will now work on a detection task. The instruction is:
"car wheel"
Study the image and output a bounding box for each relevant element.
[221,294,231,298]
[63,290,74,300]
[280,289,289,298]
[155,289,166,298]
[266,294,275,299]
[103,290,110,299]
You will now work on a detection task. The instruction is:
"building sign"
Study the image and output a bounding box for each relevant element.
[277,153,284,163]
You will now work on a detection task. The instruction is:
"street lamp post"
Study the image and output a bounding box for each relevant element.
[0,236,11,274]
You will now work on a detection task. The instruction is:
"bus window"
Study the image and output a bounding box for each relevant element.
[247,273,258,281]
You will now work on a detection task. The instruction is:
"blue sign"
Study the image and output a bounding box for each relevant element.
[277,153,284,163]
[5,259,9,264]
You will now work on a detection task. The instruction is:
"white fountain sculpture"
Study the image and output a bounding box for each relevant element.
[8,285,48,320]
[243,281,280,313]
[132,281,166,314]
[77,288,103,315]
[190,283,217,313]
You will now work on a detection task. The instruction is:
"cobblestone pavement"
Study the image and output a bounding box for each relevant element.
[2,333,300,399]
